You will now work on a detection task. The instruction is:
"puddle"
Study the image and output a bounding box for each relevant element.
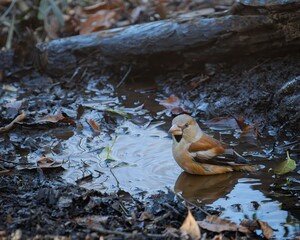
[2,76,300,239]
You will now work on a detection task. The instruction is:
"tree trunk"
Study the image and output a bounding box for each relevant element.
[35,1,300,76]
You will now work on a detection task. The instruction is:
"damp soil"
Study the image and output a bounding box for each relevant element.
[0,53,300,239]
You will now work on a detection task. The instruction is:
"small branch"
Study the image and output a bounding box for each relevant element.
[117,66,132,88]
[0,111,26,133]
[88,226,165,239]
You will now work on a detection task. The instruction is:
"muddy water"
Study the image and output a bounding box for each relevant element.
[22,77,299,239]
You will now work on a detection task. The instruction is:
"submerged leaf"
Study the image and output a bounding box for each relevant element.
[273,151,296,175]
[99,136,118,163]
[257,220,274,239]
[105,108,128,117]
[87,119,101,131]
[180,209,201,240]
[205,117,239,130]
[159,95,191,114]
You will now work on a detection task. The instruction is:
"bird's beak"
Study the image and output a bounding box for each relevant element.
[168,124,182,135]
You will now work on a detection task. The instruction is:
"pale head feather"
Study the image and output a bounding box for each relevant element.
[172,114,203,143]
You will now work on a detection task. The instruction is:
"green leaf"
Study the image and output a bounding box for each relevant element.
[105,108,128,118]
[273,151,296,175]
[98,136,118,163]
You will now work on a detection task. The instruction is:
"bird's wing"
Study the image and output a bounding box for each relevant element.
[193,151,251,166]
[188,134,250,166]
[188,133,225,154]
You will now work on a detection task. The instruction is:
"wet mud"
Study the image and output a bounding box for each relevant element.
[0,52,300,239]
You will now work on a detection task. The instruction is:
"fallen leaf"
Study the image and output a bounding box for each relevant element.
[240,219,260,231]
[139,212,154,221]
[5,100,22,110]
[99,136,118,163]
[82,0,124,14]
[198,215,238,233]
[272,151,296,175]
[205,117,240,130]
[105,108,128,117]
[38,113,76,126]
[159,95,190,114]
[239,124,259,146]
[160,95,180,108]
[76,215,109,228]
[212,234,225,240]
[79,10,118,34]
[257,220,274,239]
[180,209,201,240]
[37,157,63,169]
[240,219,273,238]
[39,113,65,123]
[87,119,101,131]
[3,84,18,92]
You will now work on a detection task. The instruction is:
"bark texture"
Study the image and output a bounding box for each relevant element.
[36,0,300,76]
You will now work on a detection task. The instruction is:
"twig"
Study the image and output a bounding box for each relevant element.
[174,190,210,216]
[152,211,172,223]
[0,111,26,133]
[0,0,17,20]
[0,158,18,165]
[246,58,270,73]
[6,10,15,49]
[116,66,132,88]
[163,203,180,215]
[88,226,165,238]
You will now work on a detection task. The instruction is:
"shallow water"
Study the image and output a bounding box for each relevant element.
[5,76,298,239]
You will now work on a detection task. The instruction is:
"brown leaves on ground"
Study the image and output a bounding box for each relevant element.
[241,219,274,239]
[86,119,101,131]
[205,115,259,146]
[38,112,76,126]
[159,95,192,114]
[178,213,274,240]
[198,215,250,234]
[180,209,201,240]
[36,157,63,169]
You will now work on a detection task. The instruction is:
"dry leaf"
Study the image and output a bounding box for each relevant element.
[159,95,190,114]
[205,117,240,130]
[198,215,238,233]
[139,212,154,221]
[240,124,258,145]
[240,219,273,237]
[257,220,274,239]
[79,10,118,34]
[212,234,226,240]
[82,0,124,14]
[39,113,65,123]
[180,209,201,240]
[38,113,76,126]
[87,119,101,131]
[37,157,62,169]
[240,219,260,231]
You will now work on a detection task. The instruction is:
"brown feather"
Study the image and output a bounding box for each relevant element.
[188,134,225,154]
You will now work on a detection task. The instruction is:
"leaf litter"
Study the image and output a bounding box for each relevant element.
[1,0,300,239]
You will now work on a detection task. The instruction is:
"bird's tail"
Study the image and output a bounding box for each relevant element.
[233,165,260,172]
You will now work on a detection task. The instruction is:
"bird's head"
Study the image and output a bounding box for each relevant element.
[168,114,203,143]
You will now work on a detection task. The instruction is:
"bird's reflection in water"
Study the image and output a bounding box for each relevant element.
[174,171,244,205]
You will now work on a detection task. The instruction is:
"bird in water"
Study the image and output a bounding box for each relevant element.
[169,114,258,175]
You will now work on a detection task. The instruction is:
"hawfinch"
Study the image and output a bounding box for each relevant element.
[169,114,257,175]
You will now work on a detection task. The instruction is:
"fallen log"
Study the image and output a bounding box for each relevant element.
[36,0,300,76]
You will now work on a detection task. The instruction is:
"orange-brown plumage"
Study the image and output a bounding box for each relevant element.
[188,134,225,154]
[169,114,257,175]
